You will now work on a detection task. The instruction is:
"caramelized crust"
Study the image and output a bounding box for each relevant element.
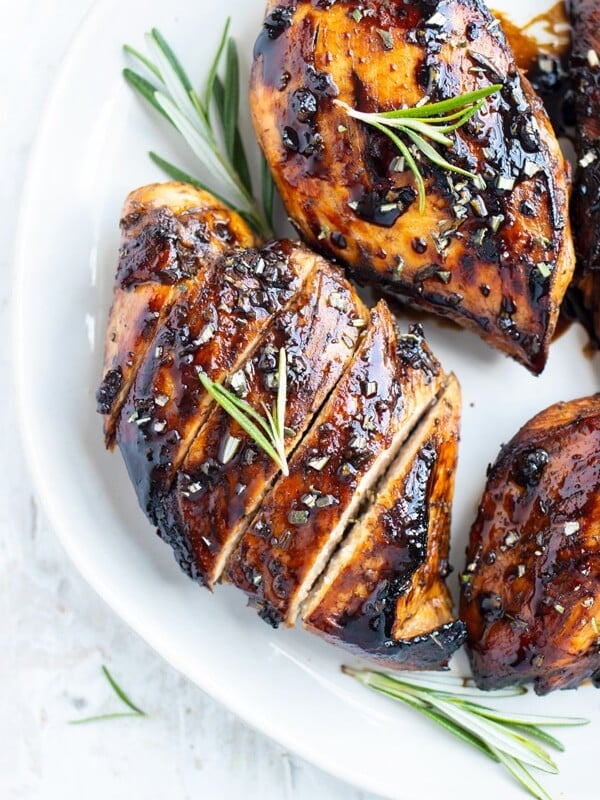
[156,262,369,584]
[304,375,464,669]
[116,241,315,521]
[225,301,445,627]
[461,395,600,693]
[97,182,257,443]
[251,0,574,372]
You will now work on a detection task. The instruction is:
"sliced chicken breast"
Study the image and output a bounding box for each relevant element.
[155,261,368,584]
[304,375,464,669]
[225,301,446,627]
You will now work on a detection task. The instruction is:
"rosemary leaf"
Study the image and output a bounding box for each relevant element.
[402,128,475,180]
[150,27,194,95]
[262,155,275,230]
[344,667,587,800]
[224,38,240,161]
[276,347,287,441]
[198,356,290,476]
[508,724,566,753]
[369,120,426,212]
[148,152,234,209]
[375,683,498,762]
[123,22,275,239]
[492,748,553,800]
[384,116,455,146]
[335,84,502,213]
[145,32,203,134]
[213,75,253,196]
[123,44,162,80]
[123,69,170,122]
[102,665,146,715]
[204,17,231,116]
[69,666,147,725]
[379,83,503,119]
[69,712,142,726]
[153,91,246,207]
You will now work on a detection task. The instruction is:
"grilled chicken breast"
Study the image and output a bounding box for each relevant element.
[304,375,465,669]
[117,240,314,523]
[156,260,368,585]
[226,302,447,629]
[97,183,257,444]
[461,395,600,694]
[569,0,600,340]
[98,184,464,670]
[251,0,575,373]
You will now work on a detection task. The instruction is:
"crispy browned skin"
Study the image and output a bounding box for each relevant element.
[460,395,600,694]
[225,301,446,627]
[156,262,369,585]
[304,376,465,669]
[251,0,575,373]
[569,0,600,339]
[96,183,257,444]
[116,241,315,523]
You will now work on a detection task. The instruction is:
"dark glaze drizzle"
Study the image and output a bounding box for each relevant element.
[340,443,437,647]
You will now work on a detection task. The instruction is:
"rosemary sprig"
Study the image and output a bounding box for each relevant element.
[198,348,289,476]
[343,667,588,800]
[335,84,502,213]
[69,666,147,725]
[123,21,274,238]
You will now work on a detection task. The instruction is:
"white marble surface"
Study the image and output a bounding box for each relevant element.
[0,3,380,798]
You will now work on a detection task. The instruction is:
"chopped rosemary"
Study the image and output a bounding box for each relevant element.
[334,84,502,213]
[198,348,290,475]
[69,666,147,725]
[344,667,588,800]
[123,20,274,237]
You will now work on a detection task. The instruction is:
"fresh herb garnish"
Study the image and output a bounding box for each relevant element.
[335,84,502,213]
[69,666,147,725]
[123,20,274,238]
[343,667,588,800]
[198,347,289,476]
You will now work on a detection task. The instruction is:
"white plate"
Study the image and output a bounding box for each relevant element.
[13,1,600,798]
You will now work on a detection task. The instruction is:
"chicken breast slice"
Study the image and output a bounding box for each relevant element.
[304,375,465,670]
[155,260,368,585]
[116,240,316,522]
[225,301,446,627]
[97,182,257,443]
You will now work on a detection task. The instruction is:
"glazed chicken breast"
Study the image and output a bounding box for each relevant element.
[461,395,600,694]
[250,0,575,373]
[98,182,464,670]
